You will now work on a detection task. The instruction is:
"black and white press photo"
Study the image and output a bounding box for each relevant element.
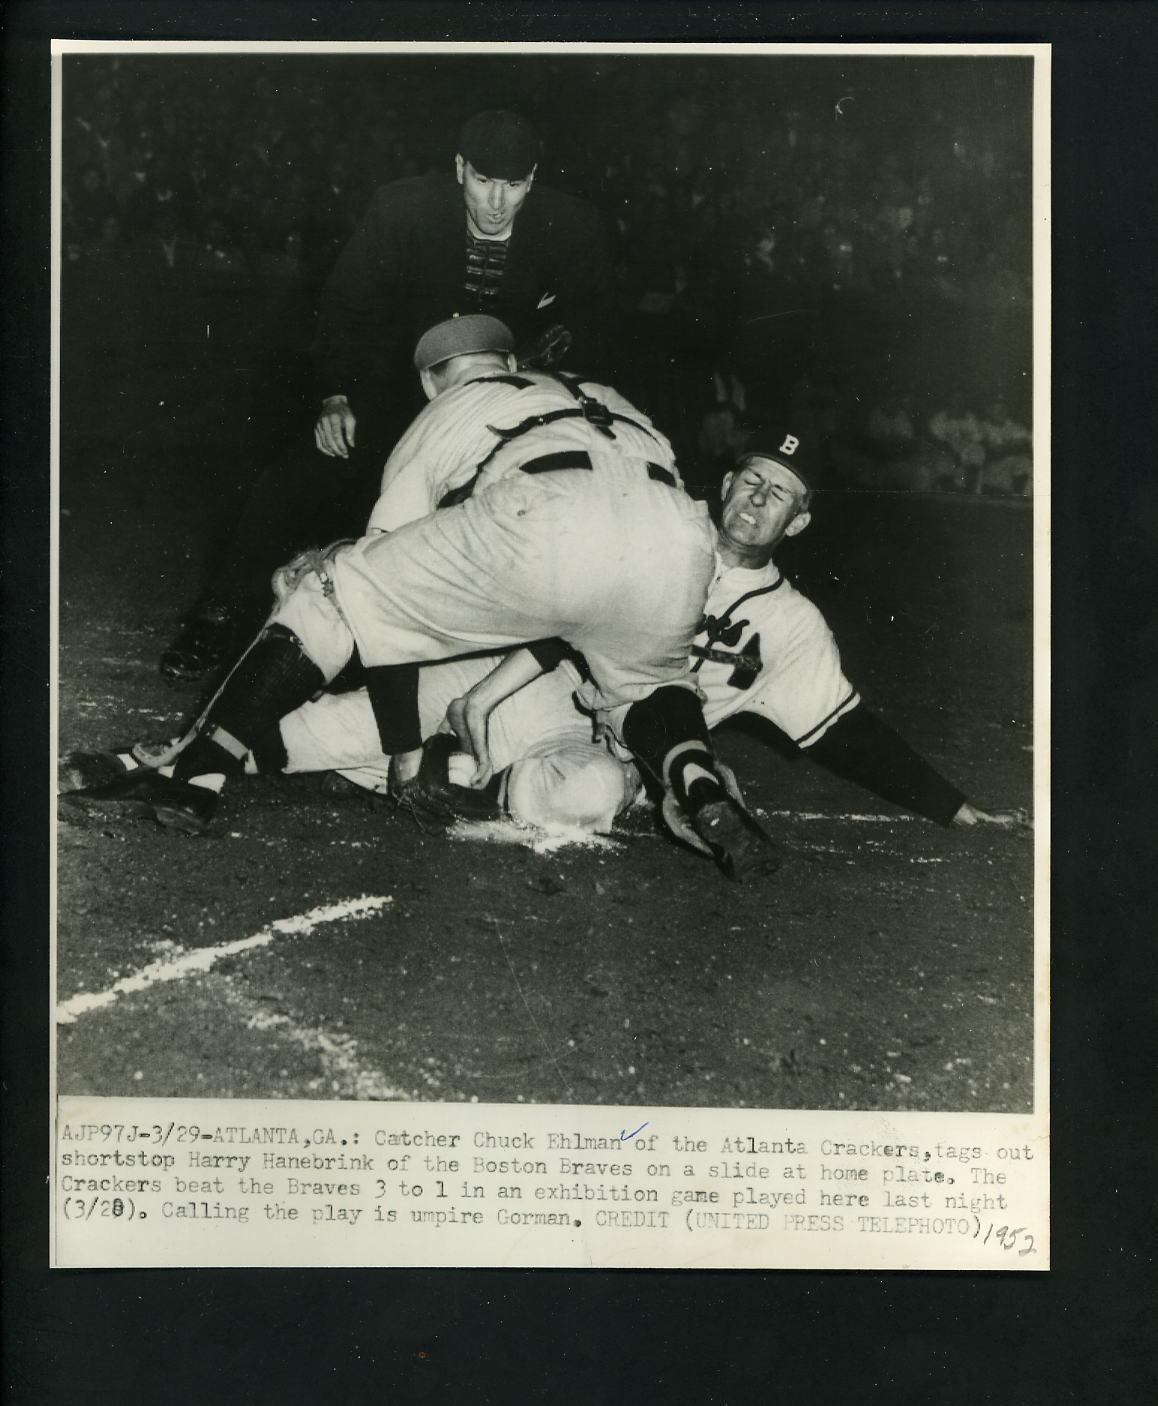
[54,43,1042,1123]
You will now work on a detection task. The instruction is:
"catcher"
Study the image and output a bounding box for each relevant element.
[61,316,777,882]
[63,426,1026,851]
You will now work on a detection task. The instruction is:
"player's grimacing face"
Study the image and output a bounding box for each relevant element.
[456,156,535,238]
[720,459,810,559]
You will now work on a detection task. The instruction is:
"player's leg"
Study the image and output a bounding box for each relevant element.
[280,656,632,831]
[275,656,509,791]
[325,474,771,872]
[276,654,636,834]
[566,480,782,880]
[618,684,782,881]
[62,572,355,833]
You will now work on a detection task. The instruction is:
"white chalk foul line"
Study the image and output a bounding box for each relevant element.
[449,817,622,856]
[449,812,911,856]
[228,990,408,1101]
[760,811,914,823]
[56,895,392,1025]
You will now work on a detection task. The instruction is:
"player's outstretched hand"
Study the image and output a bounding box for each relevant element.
[952,802,1031,830]
[315,396,357,458]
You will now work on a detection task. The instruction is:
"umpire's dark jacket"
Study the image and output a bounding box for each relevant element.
[311,173,616,408]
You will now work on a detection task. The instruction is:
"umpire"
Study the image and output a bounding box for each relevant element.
[162,109,617,683]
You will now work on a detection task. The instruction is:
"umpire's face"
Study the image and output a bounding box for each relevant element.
[719,458,811,562]
[456,155,536,239]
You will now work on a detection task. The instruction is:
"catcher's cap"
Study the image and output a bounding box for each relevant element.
[736,424,821,496]
[457,110,541,180]
[413,314,515,372]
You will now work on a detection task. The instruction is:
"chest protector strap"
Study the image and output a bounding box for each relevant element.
[438,374,662,508]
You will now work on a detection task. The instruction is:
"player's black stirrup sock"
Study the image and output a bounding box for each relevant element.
[621,686,727,815]
[364,663,423,757]
[248,725,289,776]
[174,625,324,786]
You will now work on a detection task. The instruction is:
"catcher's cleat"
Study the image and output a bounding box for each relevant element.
[58,748,135,794]
[160,601,238,684]
[389,732,502,829]
[690,797,784,882]
[58,769,218,835]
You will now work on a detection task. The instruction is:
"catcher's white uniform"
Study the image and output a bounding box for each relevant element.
[271,370,716,737]
[275,557,859,831]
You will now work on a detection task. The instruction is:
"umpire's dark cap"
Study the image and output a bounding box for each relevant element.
[457,110,541,179]
[413,314,516,372]
[736,424,820,495]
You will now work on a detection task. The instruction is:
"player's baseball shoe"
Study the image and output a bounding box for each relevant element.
[691,796,784,882]
[159,600,238,684]
[58,769,217,835]
[58,749,133,793]
[58,736,188,793]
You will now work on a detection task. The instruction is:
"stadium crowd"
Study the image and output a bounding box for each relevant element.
[62,55,1033,496]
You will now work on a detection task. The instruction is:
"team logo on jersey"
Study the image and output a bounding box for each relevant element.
[690,632,763,690]
[698,612,748,648]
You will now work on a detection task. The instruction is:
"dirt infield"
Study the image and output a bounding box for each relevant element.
[56,434,1034,1112]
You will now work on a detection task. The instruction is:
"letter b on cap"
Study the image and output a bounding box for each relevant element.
[779,434,800,456]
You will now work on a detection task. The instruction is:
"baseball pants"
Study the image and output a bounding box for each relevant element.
[279,656,637,832]
[310,456,717,738]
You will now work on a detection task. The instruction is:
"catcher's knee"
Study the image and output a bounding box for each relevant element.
[505,748,635,832]
[259,622,308,653]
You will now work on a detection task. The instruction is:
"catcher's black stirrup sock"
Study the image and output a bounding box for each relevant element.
[247,725,289,776]
[174,625,324,787]
[364,663,423,757]
[621,686,726,815]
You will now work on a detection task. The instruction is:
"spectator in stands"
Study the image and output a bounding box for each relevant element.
[125,159,193,239]
[70,88,126,191]
[195,215,247,274]
[256,229,307,282]
[133,206,196,273]
[977,400,1033,496]
[67,164,117,244]
[87,213,130,268]
[928,392,985,492]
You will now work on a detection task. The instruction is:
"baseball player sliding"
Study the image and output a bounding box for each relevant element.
[62,316,779,881]
[62,419,1026,851]
[270,424,1025,835]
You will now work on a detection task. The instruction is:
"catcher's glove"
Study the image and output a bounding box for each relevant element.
[389,733,503,830]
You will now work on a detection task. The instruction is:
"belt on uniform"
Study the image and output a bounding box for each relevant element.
[520,448,676,488]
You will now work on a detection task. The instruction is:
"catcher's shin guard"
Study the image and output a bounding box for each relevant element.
[174,624,324,783]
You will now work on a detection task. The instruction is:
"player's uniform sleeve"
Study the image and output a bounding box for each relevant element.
[805,707,967,825]
[703,576,967,824]
[705,589,860,746]
[365,381,517,533]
